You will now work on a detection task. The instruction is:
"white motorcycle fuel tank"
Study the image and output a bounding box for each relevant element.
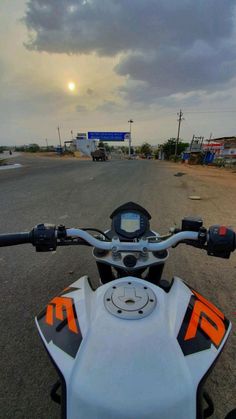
[36,275,231,419]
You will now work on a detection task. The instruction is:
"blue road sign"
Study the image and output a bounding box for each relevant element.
[88,132,130,141]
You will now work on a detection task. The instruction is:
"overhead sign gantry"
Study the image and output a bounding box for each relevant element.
[88,132,130,141]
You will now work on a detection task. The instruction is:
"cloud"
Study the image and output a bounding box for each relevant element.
[0,59,6,82]
[86,88,94,95]
[23,0,236,102]
[96,100,123,112]
[76,103,87,112]
[24,0,236,54]
[117,40,236,100]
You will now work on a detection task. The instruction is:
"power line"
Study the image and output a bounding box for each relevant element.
[184,109,236,114]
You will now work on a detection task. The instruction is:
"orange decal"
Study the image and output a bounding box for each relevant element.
[45,296,79,334]
[184,300,226,347]
[192,290,224,319]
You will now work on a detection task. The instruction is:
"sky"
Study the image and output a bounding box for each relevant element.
[1,0,236,146]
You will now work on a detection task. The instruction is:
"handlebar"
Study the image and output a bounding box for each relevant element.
[66,228,199,252]
[0,224,235,258]
[0,232,31,247]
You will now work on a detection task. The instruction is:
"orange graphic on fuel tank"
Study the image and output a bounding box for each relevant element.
[184,293,226,347]
[46,296,79,334]
[192,290,224,319]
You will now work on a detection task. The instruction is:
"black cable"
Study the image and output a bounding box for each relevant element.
[81,228,111,241]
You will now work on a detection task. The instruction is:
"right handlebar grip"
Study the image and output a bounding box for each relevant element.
[0,232,31,247]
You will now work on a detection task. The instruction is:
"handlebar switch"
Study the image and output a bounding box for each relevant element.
[182,217,203,232]
[31,224,57,252]
[207,225,235,258]
[198,227,207,246]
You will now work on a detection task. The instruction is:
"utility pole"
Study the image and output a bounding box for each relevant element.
[175,109,184,157]
[71,130,74,140]
[45,138,48,149]
[190,134,195,152]
[128,119,133,158]
[207,132,212,150]
[57,126,62,148]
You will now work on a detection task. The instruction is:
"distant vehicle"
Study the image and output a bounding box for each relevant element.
[140,153,153,159]
[91,147,108,161]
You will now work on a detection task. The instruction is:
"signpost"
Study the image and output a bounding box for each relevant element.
[88,132,130,141]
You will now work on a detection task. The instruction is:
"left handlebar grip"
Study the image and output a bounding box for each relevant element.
[0,232,31,247]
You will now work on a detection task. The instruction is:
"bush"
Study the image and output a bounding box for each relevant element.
[213,158,225,167]
[0,158,7,166]
[162,139,189,160]
[169,155,181,162]
[27,144,40,153]
[154,149,159,159]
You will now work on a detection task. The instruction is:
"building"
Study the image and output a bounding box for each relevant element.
[73,133,98,157]
[206,137,236,162]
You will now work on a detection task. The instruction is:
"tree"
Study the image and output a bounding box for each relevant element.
[162,138,189,160]
[15,146,26,152]
[139,142,152,156]
[27,143,40,153]
[104,143,111,152]
[120,146,129,154]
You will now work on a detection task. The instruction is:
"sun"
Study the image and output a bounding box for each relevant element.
[68,81,76,91]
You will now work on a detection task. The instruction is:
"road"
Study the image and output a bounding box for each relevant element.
[0,154,235,418]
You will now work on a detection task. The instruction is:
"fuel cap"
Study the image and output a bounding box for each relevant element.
[104,281,156,319]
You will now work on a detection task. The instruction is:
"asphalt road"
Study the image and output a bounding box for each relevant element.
[0,154,235,418]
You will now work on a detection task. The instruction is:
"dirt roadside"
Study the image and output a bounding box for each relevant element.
[32,151,91,160]
[163,160,236,188]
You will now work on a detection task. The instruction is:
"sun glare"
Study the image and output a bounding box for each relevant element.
[68,81,76,91]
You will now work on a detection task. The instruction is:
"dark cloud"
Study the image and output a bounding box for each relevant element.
[117,41,236,99]
[24,0,236,54]
[24,0,236,102]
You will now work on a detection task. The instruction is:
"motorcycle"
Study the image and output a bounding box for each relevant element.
[0,202,235,419]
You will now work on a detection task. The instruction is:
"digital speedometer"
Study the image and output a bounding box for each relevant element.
[109,202,151,240]
[120,212,140,233]
[112,211,149,239]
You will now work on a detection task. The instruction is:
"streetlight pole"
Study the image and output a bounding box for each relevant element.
[128,119,133,158]
[57,126,62,148]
